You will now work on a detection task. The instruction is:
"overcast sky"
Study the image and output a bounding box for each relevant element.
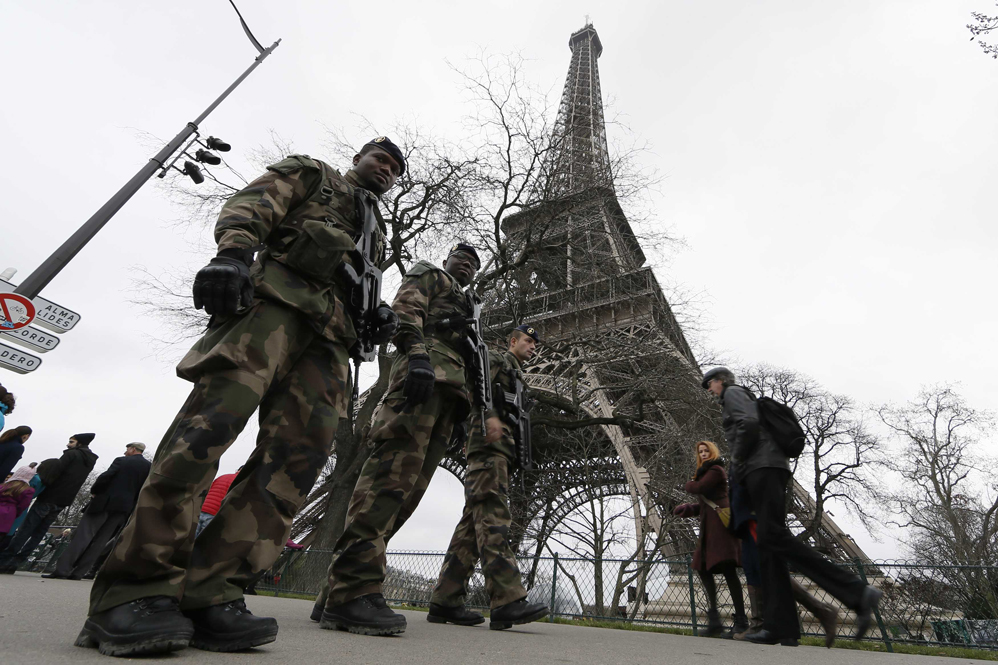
[2,0,996,561]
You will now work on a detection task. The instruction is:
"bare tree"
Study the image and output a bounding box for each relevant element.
[969,3,998,59]
[737,364,879,541]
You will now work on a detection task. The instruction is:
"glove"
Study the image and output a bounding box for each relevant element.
[402,354,435,406]
[370,304,399,345]
[448,420,470,452]
[192,250,254,316]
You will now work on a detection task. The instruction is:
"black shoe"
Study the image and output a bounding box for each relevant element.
[702,609,724,638]
[183,599,278,652]
[42,572,68,579]
[75,596,194,657]
[854,585,883,641]
[489,599,548,631]
[427,603,485,626]
[310,600,323,622]
[726,613,749,640]
[320,593,406,636]
[745,629,798,646]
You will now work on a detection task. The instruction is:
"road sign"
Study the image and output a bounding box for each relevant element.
[0,340,42,374]
[0,292,35,331]
[0,279,80,333]
[0,324,60,353]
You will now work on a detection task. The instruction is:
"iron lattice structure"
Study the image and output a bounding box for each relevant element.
[442,23,871,569]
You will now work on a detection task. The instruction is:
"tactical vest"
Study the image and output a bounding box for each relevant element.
[261,155,385,286]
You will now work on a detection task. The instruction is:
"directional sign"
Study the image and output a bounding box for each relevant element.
[0,340,42,374]
[0,279,80,333]
[0,292,35,331]
[0,324,60,353]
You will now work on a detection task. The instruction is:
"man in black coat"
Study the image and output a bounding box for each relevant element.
[0,433,99,573]
[702,367,882,647]
[46,443,151,580]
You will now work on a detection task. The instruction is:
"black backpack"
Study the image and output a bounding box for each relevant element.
[756,395,807,458]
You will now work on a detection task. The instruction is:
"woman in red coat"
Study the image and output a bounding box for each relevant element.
[673,440,747,637]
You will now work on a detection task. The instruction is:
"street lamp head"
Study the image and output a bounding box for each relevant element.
[205,136,231,152]
[183,161,205,185]
[195,149,222,166]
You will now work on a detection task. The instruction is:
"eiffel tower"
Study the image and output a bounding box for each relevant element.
[442,22,872,577]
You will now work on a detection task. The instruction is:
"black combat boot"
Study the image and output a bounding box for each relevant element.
[427,603,485,626]
[75,596,194,657]
[310,597,323,622]
[320,593,406,636]
[702,609,724,638]
[745,629,798,647]
[489,599,548,631]
[183,599,278,652]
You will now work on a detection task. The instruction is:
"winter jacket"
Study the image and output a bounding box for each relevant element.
[673,459,741,573]
[0,486,35,533]
[0,438,25,480]
[201,473,237,516]
[86,454,151,515]
[720,385,789,480]
[8,474,43,534]
[36,445,99,507]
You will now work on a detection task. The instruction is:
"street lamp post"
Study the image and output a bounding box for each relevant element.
[14,37,280,300]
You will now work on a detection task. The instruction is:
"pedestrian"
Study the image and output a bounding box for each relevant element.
[195,466,241,538]
[673,440,747,638]
[729,479,839,646]
[313,242,482,636]
[1,460,52,550]
[0,434,98,573]
[0,425,32,480]
[427,324,548,630]
[702,367,881,647]
[78,138,404,658]
[0,383,15,431]
[0,477,35,539]
[45,443,151,580]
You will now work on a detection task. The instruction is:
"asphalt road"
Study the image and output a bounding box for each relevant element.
[0,572,973,664]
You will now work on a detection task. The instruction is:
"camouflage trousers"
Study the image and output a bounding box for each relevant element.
[89,300,350,614]
[430,449,527,609]
[322,386,466,607]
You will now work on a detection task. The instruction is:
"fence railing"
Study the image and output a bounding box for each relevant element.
[250,549,998,652]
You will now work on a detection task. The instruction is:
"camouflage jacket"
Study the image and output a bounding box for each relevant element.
[385,260,473,402]
[467,349,524,460]
[213,155,387,346]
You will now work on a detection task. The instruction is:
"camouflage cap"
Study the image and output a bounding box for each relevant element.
[364,136,406,176]
[447,242,481,270]
[514,324,540,343]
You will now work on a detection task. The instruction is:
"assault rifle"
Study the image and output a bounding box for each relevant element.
[462,289,492,436]
[496,374,533,470]
[336,188,384,415]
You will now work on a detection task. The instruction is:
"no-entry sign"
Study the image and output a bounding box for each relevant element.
[0,292,35,331]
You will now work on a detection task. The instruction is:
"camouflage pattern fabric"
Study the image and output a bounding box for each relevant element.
[429,350,528,609]
[89,298,350,614]
[217,155,388,346]
[325,385,467,606]
[389,260,472,399]
[430,450,527,609]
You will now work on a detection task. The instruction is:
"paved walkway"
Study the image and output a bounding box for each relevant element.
[0,572,974,664]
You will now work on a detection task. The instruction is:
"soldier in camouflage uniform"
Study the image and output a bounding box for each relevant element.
[77,138,406,658]
[427,324,549,630]
[316,243,481,636]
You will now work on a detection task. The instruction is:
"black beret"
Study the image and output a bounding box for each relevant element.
[447,242,481,269]
[364,136,406,176]
[514,324,540,343]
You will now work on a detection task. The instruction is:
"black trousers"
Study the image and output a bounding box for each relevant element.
[743,468,866,638]
[54,512,128,578]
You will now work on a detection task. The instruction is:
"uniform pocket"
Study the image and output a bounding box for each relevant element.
[284,220,356,283]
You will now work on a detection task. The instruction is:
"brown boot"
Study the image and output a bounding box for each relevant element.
[734,585,763,640]
[791,578,838,648]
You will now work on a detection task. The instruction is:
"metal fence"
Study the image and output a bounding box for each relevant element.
[253,550,998,652]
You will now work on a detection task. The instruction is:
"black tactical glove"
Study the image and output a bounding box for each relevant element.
[370,304,399,345]
[402,354,435,406]
[192,249,254,316]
